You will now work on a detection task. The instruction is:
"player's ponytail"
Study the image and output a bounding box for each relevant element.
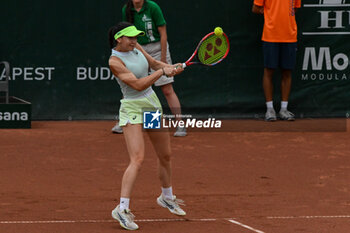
[108,26,118,49]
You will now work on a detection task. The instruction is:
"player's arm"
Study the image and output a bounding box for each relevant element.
[252,4,264,14]
[109,56,177,91]
[109,56,162,91]
[135,43,183,74]
[157,25,168,63]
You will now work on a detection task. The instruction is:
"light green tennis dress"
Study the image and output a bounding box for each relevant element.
[111,49,162,126]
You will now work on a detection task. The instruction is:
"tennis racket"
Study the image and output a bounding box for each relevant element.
[182,31,230,68]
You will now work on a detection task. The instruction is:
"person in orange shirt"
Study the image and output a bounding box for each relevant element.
[252,0,301,121]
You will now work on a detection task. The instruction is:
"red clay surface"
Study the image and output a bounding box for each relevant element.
[1,120,350,233]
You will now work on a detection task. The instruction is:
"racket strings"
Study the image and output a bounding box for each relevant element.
[197,34,228,65]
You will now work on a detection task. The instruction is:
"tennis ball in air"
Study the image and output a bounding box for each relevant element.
[214,27,223,36]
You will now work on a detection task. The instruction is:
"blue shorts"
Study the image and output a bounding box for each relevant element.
[262,42,297,70]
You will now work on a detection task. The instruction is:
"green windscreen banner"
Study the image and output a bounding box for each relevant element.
[1,0,350,120]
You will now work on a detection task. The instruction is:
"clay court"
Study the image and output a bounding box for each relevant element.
[1,119,350,233]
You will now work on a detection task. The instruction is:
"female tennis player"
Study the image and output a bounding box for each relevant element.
[108,22,186,231]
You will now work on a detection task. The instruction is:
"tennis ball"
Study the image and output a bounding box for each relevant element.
[214,27,223,36]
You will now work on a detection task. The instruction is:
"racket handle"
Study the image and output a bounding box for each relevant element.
[176,63,187,69]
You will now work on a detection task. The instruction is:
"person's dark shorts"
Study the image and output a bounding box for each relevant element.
[262,42,297,70]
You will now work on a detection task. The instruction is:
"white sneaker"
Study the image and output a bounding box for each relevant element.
[174,127,187,137]
[265,108,277,121]
[111,123,123,134]
[157,194,186,216]
[279,109,295,121]
[111,205,139,230]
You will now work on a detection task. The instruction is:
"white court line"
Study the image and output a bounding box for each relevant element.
[303,32,350,35]
[0,218,217,224]
[0,220,114,224]
[303,4,350,7]
[267,215,350,219]
[136,218,216,222]
[2,215,349,226]
[228,219,265,233]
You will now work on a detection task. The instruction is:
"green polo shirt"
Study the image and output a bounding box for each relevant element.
[122,0,166,45]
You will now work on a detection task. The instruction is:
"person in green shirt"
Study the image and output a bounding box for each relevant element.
[112,0,187,137]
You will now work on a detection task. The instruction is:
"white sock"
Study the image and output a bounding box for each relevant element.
[161,187,173,199]
[119,197,130,211]
[281,101,288,110]
[266,101,274,109]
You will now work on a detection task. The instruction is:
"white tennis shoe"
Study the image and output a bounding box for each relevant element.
[265,108,277,121]
[157,194,186,216]
[111,205,139,230]
[279,109,295,121]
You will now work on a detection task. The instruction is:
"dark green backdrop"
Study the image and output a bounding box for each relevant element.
[1,0,350,120]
